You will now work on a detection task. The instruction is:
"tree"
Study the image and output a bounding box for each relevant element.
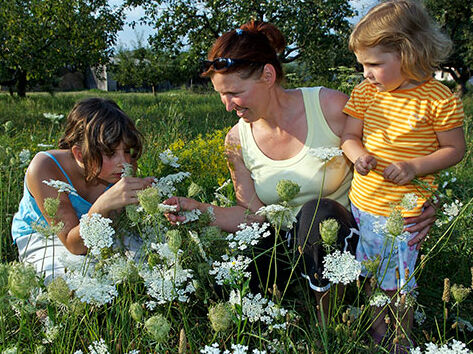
[0,0,125,97]
[424,0,473,94]
[125,0,356,83]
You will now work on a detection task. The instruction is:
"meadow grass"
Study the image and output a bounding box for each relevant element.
[0,90,472,353]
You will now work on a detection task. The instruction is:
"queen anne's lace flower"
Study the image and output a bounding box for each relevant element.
[159,149,180,168]
[88,338,109,354]
[65,272,118,306]
[322,250,361,285]
[400,193,418,211]
[79,213,115,256]
[443,200,463,221]
[19,149,31,166]
[43,113,64,123]
[256,204,297,229]
[226,222,271,251]
[411,339,471,353]
[43,179,78,196]
[154,172,191,198]
[369,291,391,307]
[120,163,134,178]
[210,255,252,286]
[308,147,343,162]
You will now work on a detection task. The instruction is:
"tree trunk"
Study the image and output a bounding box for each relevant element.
[16,70,27,97]
[152,84,156,96]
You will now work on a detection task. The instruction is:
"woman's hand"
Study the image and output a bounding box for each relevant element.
[405,200,436,250]
[93,176,155,216]
[163,196,202,224]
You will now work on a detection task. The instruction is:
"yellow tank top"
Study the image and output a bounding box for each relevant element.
[239,86,352,214]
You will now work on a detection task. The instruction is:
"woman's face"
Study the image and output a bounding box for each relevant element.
[211,71,268,122]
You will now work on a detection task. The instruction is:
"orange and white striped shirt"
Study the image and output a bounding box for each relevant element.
[343,79,464,217]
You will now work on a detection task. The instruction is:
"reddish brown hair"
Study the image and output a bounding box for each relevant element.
[202,20,286,82]
[58,98,143,182]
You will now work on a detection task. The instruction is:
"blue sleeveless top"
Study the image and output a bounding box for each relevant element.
[11,152,93,243]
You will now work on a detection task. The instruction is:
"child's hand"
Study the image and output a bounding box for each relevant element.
[383,161,416,185]
[354,154,377,175]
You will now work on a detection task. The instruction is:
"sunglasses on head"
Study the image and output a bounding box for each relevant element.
[202,57,261,71]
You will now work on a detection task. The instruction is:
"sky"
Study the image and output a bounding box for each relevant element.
[111,0,377,48]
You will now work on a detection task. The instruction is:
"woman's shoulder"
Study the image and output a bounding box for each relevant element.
[318,87,349,138]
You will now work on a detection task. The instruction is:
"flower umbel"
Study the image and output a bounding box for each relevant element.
[79,213,115,256]
[276,179,300,202]
[322,250,361,285]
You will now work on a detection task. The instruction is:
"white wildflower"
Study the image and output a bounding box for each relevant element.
[443,200,463,221]
[126,351,140,354]
[42,317,61,344]
[215,179,232,192]
[145,300,157,311]
[210,255,252,286]
[43,113,64,123]
[308,147,343,162]
[229,291,287,326]
[414,310,426,326]
[157,203,178,212]
[189,230,208,261]
[322,250,361,285]
[159,149,180,168]
[153,172,191,198]
[414,339,471,353]
[369,292,391,307]
[226,222,271,251]
[120,163,134,178]
[400,193,418,211]
[88,338,109,354]
[19,149,31,166]
[252,350,267,354]
[201,343,221,354]
[256,204,297,229]
[140,264,195,304]
[43,179,78,196]
[37,143,54,148]
[65,272,118,306]
[230,344,249,354]
[214,192,233,207]
[79,213,115,256]
[150,242,182,264]
[179,208,202,224]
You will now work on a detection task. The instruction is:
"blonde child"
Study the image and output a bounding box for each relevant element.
[341,0,465,348]
[12,98,154,284]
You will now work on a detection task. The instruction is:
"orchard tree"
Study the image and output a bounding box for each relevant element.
[424,0,473,94]
[125,0,356,83]
[0,0,125,97]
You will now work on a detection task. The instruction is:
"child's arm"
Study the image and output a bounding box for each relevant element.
[383,127,465,185]
[341,115,377,175]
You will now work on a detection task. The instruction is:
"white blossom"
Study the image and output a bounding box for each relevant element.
[400,193,418,211]
[79,213,115,256]
[308,147,343,162]
[256,204,297,229]
[322,250,361,285]
[159,149,180,168]
[210,255,252,285]
[158,203,178,212]
[215,179,232,192]
[414,310,426,325]
[412,339,471,353]
[189,230,208,261]
[65,272,118,306]
[43,113,64,123]
[37,143,54,148]
[369,292,391,308]
[226,222,271,251]
[120,163,134,178]
[443,200,463,221]
[43,179,78,196]
[153,172,191,198]
[88,338,109,354]
[200,343,221,354]
[19,149,31,166]
[179,208,202,224]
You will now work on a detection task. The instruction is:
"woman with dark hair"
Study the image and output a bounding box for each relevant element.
[165,21,435,318]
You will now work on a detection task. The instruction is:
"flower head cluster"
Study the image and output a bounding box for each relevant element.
[65,272,118,306]
[229,290,288,326]
[369,291,391,307]
[19,149,31,166]
[8,262,38,299]
[443,200,463,221]
[450,284,471,304]
[159,149,180,168]
[79,213,115,256]
[179,208,202,224]
[226,222,271,251]
[120,163,134,178]
[208,302,233,332]
[153,172,191,198]
[276,179,300,202]
[43,179,78,196]
[385,208,404,237]
[87,338,109,354]
[322,250,361,285]
[32,220,64,239]
[319,218,340,247]
[400,193,418,211]
[308,147,343,162]
[256,204,297,229]
[43,113,64,123]
[410,339,471,354]
[140,263,195,304]
[210,255,252,286]
[145,314,171,343]
[137,187,162,215]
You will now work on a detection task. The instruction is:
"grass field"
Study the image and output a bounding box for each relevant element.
[0,89,472,353]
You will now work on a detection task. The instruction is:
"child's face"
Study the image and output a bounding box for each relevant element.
[98,141,135,183]
[355,46,413,92]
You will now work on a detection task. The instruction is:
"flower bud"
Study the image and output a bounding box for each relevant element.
[138,187,161,215]
[276,179,300,202]
[386,208,404,237]
[362,255,380,276]
[166,229,182,253]
[451,284,471,304]
[319,218,340,247]
[8,262,38,299]
[145,314,171,343]
[129,303,144,322]
[187,182,203,198]
[47,277,70,306]
[126,205,141,224]
[43,197,60,219]
[208,302,232,332]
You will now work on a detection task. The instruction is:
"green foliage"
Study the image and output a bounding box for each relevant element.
[124,0,357,84]
[0,0,125,97]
